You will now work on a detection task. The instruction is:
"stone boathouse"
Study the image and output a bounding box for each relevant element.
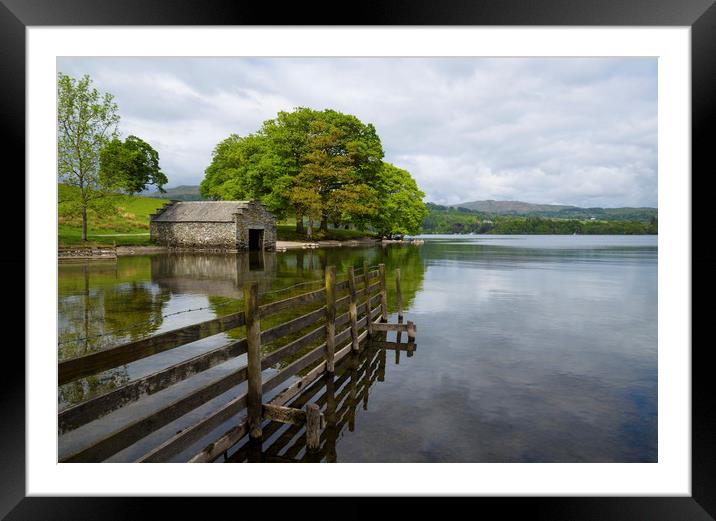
[149,200,277,251]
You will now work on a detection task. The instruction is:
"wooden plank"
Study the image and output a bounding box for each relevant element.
[347,267,360,351]
[379,263,388,322]
[260,305,325,344]
[370,322,416,332]
[363,261,373,337]
[245,282,262,440]
[324,265,336,373]
[305,403,322,451]
[60,363,250,462]
[58,310,245,385]
[262,343,326,395]
[262,404,307,426]
[259,288,325,318]
[368,340,417,352]
[59,337,248,434]
[139,391,248,463]
[261,324,325,369]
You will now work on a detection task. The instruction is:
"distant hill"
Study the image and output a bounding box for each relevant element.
[450,200,657,222]
[142,185,204,201]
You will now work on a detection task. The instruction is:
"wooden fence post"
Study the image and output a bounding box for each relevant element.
[363,261,373,337]
[407,320,415,358]
[396,268,403,321]
[244,282,262,440]
[305,403,321,452]
[347,267,360,351]
[348,355,358,432]
[407,320,416,343]
[378,348,386,382]
[324,265,336,373]
[379,263,388,323]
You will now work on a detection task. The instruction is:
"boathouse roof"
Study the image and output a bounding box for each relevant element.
[151,201,258,222]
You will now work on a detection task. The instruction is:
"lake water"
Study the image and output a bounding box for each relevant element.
[58,235,657,462]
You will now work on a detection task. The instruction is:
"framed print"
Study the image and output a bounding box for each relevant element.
[5,0,713,518]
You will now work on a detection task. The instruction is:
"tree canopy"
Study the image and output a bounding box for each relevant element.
[100,135,168,195]
[58,72,167,240]
[57,72,120,240]
[372,163,428,238]
[200,107,424,237]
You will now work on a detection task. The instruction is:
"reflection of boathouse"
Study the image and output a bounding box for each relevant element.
[150,200,277,251]
[151,252,277,298]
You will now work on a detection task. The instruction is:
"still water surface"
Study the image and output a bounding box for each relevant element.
[58,235,657,462]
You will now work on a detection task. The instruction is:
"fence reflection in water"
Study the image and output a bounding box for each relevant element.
[225,338,414,463]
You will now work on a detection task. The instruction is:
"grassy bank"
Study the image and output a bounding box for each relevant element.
[58,184,377,246]
[58,184,166,246]
[276,221,376,242]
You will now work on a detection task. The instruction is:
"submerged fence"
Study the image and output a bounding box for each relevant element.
[58,262,416,463]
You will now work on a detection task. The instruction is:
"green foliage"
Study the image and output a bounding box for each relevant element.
[57,72,121,240]
[100,135,167,194]
[201,107,422,237]
[58,183,166,245]
[421,205,658,235]
[372,163,428,238]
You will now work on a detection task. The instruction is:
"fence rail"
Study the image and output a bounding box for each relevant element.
[57,263,414,463]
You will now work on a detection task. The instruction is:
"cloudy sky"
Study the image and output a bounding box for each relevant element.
[57,57,657,208]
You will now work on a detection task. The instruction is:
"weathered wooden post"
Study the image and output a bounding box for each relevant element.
[305,403,321,452]
[407,320,416,343]
[324,265,336,373]
[378,348,386,382]
[347,267,360,351]
[379,263,388,322]
[244,282,263,441]
[363,261,373,337]
[348,355,358,432]
[324,373,337,462]
[407,320,416,358]
[396,268,403,321]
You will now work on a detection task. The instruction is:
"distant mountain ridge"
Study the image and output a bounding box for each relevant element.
[449,200,657,221]
[142,185,204,201]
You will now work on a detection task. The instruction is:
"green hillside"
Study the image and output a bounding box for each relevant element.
[58,184,167,245]
[422,203,658,235]
[141,185,204,201]
[452,200,658,221]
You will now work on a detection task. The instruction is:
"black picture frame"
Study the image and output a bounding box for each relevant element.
[5,0,711,518]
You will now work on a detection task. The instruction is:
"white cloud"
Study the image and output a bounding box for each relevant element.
[56,57,657,207]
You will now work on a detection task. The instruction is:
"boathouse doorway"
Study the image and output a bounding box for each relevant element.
[248,228,264,251]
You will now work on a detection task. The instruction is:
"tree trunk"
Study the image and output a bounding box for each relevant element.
[307,219,313,240]
[82,206,88,242]
[320,215,328,233]
[295,210,304,233]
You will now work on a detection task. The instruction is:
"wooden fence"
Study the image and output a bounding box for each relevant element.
[58,262,416,463]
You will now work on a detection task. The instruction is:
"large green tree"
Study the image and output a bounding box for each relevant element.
[99,135,168,195]
[371,163,428,238]
[57,72,120,241]
[201,107,385,233]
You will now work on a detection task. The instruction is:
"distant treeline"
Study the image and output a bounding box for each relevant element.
[421,204,658,235]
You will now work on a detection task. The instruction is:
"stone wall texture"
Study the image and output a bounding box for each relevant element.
[149,200,277,251]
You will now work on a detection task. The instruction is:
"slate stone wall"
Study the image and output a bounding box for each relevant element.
[149,201,277,251]
[150,221,237,249]
[236,202,277,251]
